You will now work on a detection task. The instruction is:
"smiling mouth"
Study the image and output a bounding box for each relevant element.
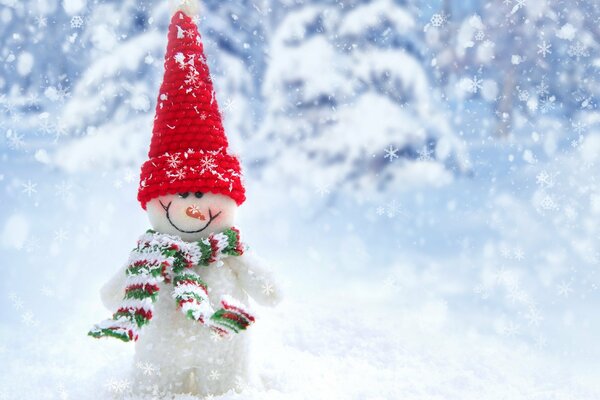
[159,200,222,233]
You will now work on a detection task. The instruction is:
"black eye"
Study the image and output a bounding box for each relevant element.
[178,192,189,198]
[194,192,204,199]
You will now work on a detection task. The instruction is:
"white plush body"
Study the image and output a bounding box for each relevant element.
[101,250,280,397]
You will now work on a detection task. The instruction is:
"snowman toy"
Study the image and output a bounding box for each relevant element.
[88,1,282,396]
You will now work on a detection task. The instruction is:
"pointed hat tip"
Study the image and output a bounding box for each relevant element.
[169,0,199,17]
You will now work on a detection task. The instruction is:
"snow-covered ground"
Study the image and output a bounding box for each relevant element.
[1,0,600,399]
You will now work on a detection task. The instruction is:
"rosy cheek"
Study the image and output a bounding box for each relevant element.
[149,200,165,213]
[213,208,225,220]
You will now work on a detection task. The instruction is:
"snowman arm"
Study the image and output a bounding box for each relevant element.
[99,264,128,311]
[229,252,283,307]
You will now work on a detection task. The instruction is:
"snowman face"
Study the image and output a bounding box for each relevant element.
[146,192,237,242]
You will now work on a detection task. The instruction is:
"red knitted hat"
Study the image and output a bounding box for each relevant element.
[137,9,245,209]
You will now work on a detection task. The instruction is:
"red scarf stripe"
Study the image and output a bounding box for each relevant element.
[211,325,229,336]
[125,283,160,295]
[222,302,255,322]
[219,311,251,328]
[178,298,201,308]
[208,235,219,263]
[175,279,208,294]
[228,227,244,255]
[116,307,153,321]
[128,330,137,341]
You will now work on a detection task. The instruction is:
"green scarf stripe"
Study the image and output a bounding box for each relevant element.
[126,262,164,277]
[210,309,248,332]
[197,240,213,266]
[173,274,208,288]
[113,311,150,328]
[177,292,207,305]
[88,328,130,342]
[168,251,191,274]
[124,288,158,301]
[211,316,242,333]
[222,229,241,255]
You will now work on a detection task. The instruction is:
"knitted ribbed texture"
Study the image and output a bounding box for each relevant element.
[138,11,245,209]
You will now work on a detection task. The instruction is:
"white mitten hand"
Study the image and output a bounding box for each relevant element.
[100,265,127,311]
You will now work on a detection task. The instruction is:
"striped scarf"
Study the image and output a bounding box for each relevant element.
[88,227,255,343]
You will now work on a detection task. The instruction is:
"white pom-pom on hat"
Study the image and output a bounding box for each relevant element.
[169,0,199,16]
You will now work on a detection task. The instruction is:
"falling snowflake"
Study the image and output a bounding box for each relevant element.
[567,41,589,60]
[234,375,246,390]
[514,248,525,261]
[539,195,557,211]
[54,228,69,243]
[474,30,485,41]
[315,184,330,197]
[21,311,37,326]
[8,293,24,310]
[379,200,404,218]
[222,98,235,112]
[535,170,554,188]
[6,129,25,150]
[557,281,573,297]
[467,76,483,94]
[105,378,131,394]
[537,40,552,58]
[571,121,586,136]
[34,15,47,28]
[539,96,555,114]
[70,16,84,29]
[500,246,512,259]
[262,282,275,296]
[45,83,70,103]
[383,145,399,162]
[501,321,520,337]
[525,307,543,326]
[430,13,447,28]
[417,146,434,162]
[208,370,220,381]
[136,361,159,376]
[21,180,37,197]
[536,79,549,96]
[517,89,529,102]
[54,181,73,200]
[53,120,69,142]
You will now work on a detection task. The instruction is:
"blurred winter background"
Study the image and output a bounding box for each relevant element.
[1,0,599,398]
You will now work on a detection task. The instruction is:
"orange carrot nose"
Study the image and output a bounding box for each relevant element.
[186,206,206,220]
